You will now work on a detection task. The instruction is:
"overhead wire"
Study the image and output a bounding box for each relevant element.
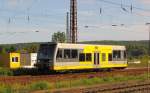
[1,0,150,34]
[99,0,150,12]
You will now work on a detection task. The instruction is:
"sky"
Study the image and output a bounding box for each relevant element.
[0,0,150,44]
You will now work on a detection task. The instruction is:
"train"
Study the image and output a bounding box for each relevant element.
[36,43,128,71]
[0,53,37,69]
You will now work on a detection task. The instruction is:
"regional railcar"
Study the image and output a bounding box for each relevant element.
[36,43,127,71]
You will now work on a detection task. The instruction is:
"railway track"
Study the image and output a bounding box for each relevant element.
[0,67,149,85]
[53,81,150,93]
[83,82,150,93]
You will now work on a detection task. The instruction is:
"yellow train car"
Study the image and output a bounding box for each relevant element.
[36,43,127,71]
[0,53,20,69]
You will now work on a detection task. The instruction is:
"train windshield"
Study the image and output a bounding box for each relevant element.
[38,44,56,60]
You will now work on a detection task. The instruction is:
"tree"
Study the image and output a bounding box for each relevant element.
[27,45,38,53]
[5,46,17,53]
[52,31,66,43]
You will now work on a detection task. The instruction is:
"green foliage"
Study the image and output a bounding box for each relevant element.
[52,31,66,43]
[0,84,29,93]
[0,68,13,76]
[54,73,149,89]
[102,77,115,82]
[5,46,17,53]
[30,81,52,90]
[0,85,11,93]
[0,73,149,92]
[0,62,4,67]
[0,43,39,54]
[55,81,70,89]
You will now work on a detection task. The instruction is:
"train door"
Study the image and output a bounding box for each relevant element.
[94,52,100,68]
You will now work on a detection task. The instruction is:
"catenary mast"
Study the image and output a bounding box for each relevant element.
[70,0,77,43]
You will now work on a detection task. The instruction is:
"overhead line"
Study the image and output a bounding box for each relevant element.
[99,0,150,12]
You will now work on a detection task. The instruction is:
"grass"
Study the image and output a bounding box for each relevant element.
[0,81,52,93]
[0,73,149,93]
[30,81,52,91]
[0,68,13,76]
[128,55,150,68]
[54,73,150,89]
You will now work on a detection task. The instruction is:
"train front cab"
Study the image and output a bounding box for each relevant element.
[37,43,56,70]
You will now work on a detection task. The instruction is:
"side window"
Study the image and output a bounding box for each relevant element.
[102,53,106,61]
[79,53,85,61]
[57,49,63,58]
[15,57,18,62]
[12,57,18,62]
[12,57,15,62]
[71,50,78,58]
[113,50,121,59]
[86,53,92,61]
[64,49,71,59]
[124,51,127,59]
[108,53,112,61]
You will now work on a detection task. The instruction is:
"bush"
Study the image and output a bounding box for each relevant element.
[0,85,12,93]
[30,81,52,91]
[0,68,13,76]
[55,81,70,89]
[102,77,115,82]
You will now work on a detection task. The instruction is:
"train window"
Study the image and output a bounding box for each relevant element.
[71,50,78,58]
[108,53,112,61]
[124,51,127,59]
[79,53,85,61]
[15,57,18,62]
[12,57,15,62]
[64,49,71,59]
[38,44,56,59]
[12,57,18,62]
[57,49,63,58]
[86,53,92,61]
[113,50,121,59]
[102,53,106,61]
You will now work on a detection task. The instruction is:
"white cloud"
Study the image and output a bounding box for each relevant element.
[7,0,35,8]
[79,11,96,17]
[79,0,97,5]
[7,0,19,7]
[133,11,150,18]
[138,0,150,4]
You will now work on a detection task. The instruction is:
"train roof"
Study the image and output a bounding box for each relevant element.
[40,42,126,50]
[40,42,124,46]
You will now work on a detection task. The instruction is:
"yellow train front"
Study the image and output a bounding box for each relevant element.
[36,43,127,71]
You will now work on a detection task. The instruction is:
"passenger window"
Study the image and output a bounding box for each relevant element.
[108,53,112,61]
[57,49,63,58]
[64,49,71,59]
[102,53,106,61]
[86,53,92,61]
[113,50,121,59]
[71,50,78,58]
[12,57,18,62]
[79,53,85,61]
[12,57,15,62]
[15,57,18,62]
[124,51,127,59]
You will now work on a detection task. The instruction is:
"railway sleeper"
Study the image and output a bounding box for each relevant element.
[83,83,150,93]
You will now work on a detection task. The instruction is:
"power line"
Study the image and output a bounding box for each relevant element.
[99,0,150,12]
